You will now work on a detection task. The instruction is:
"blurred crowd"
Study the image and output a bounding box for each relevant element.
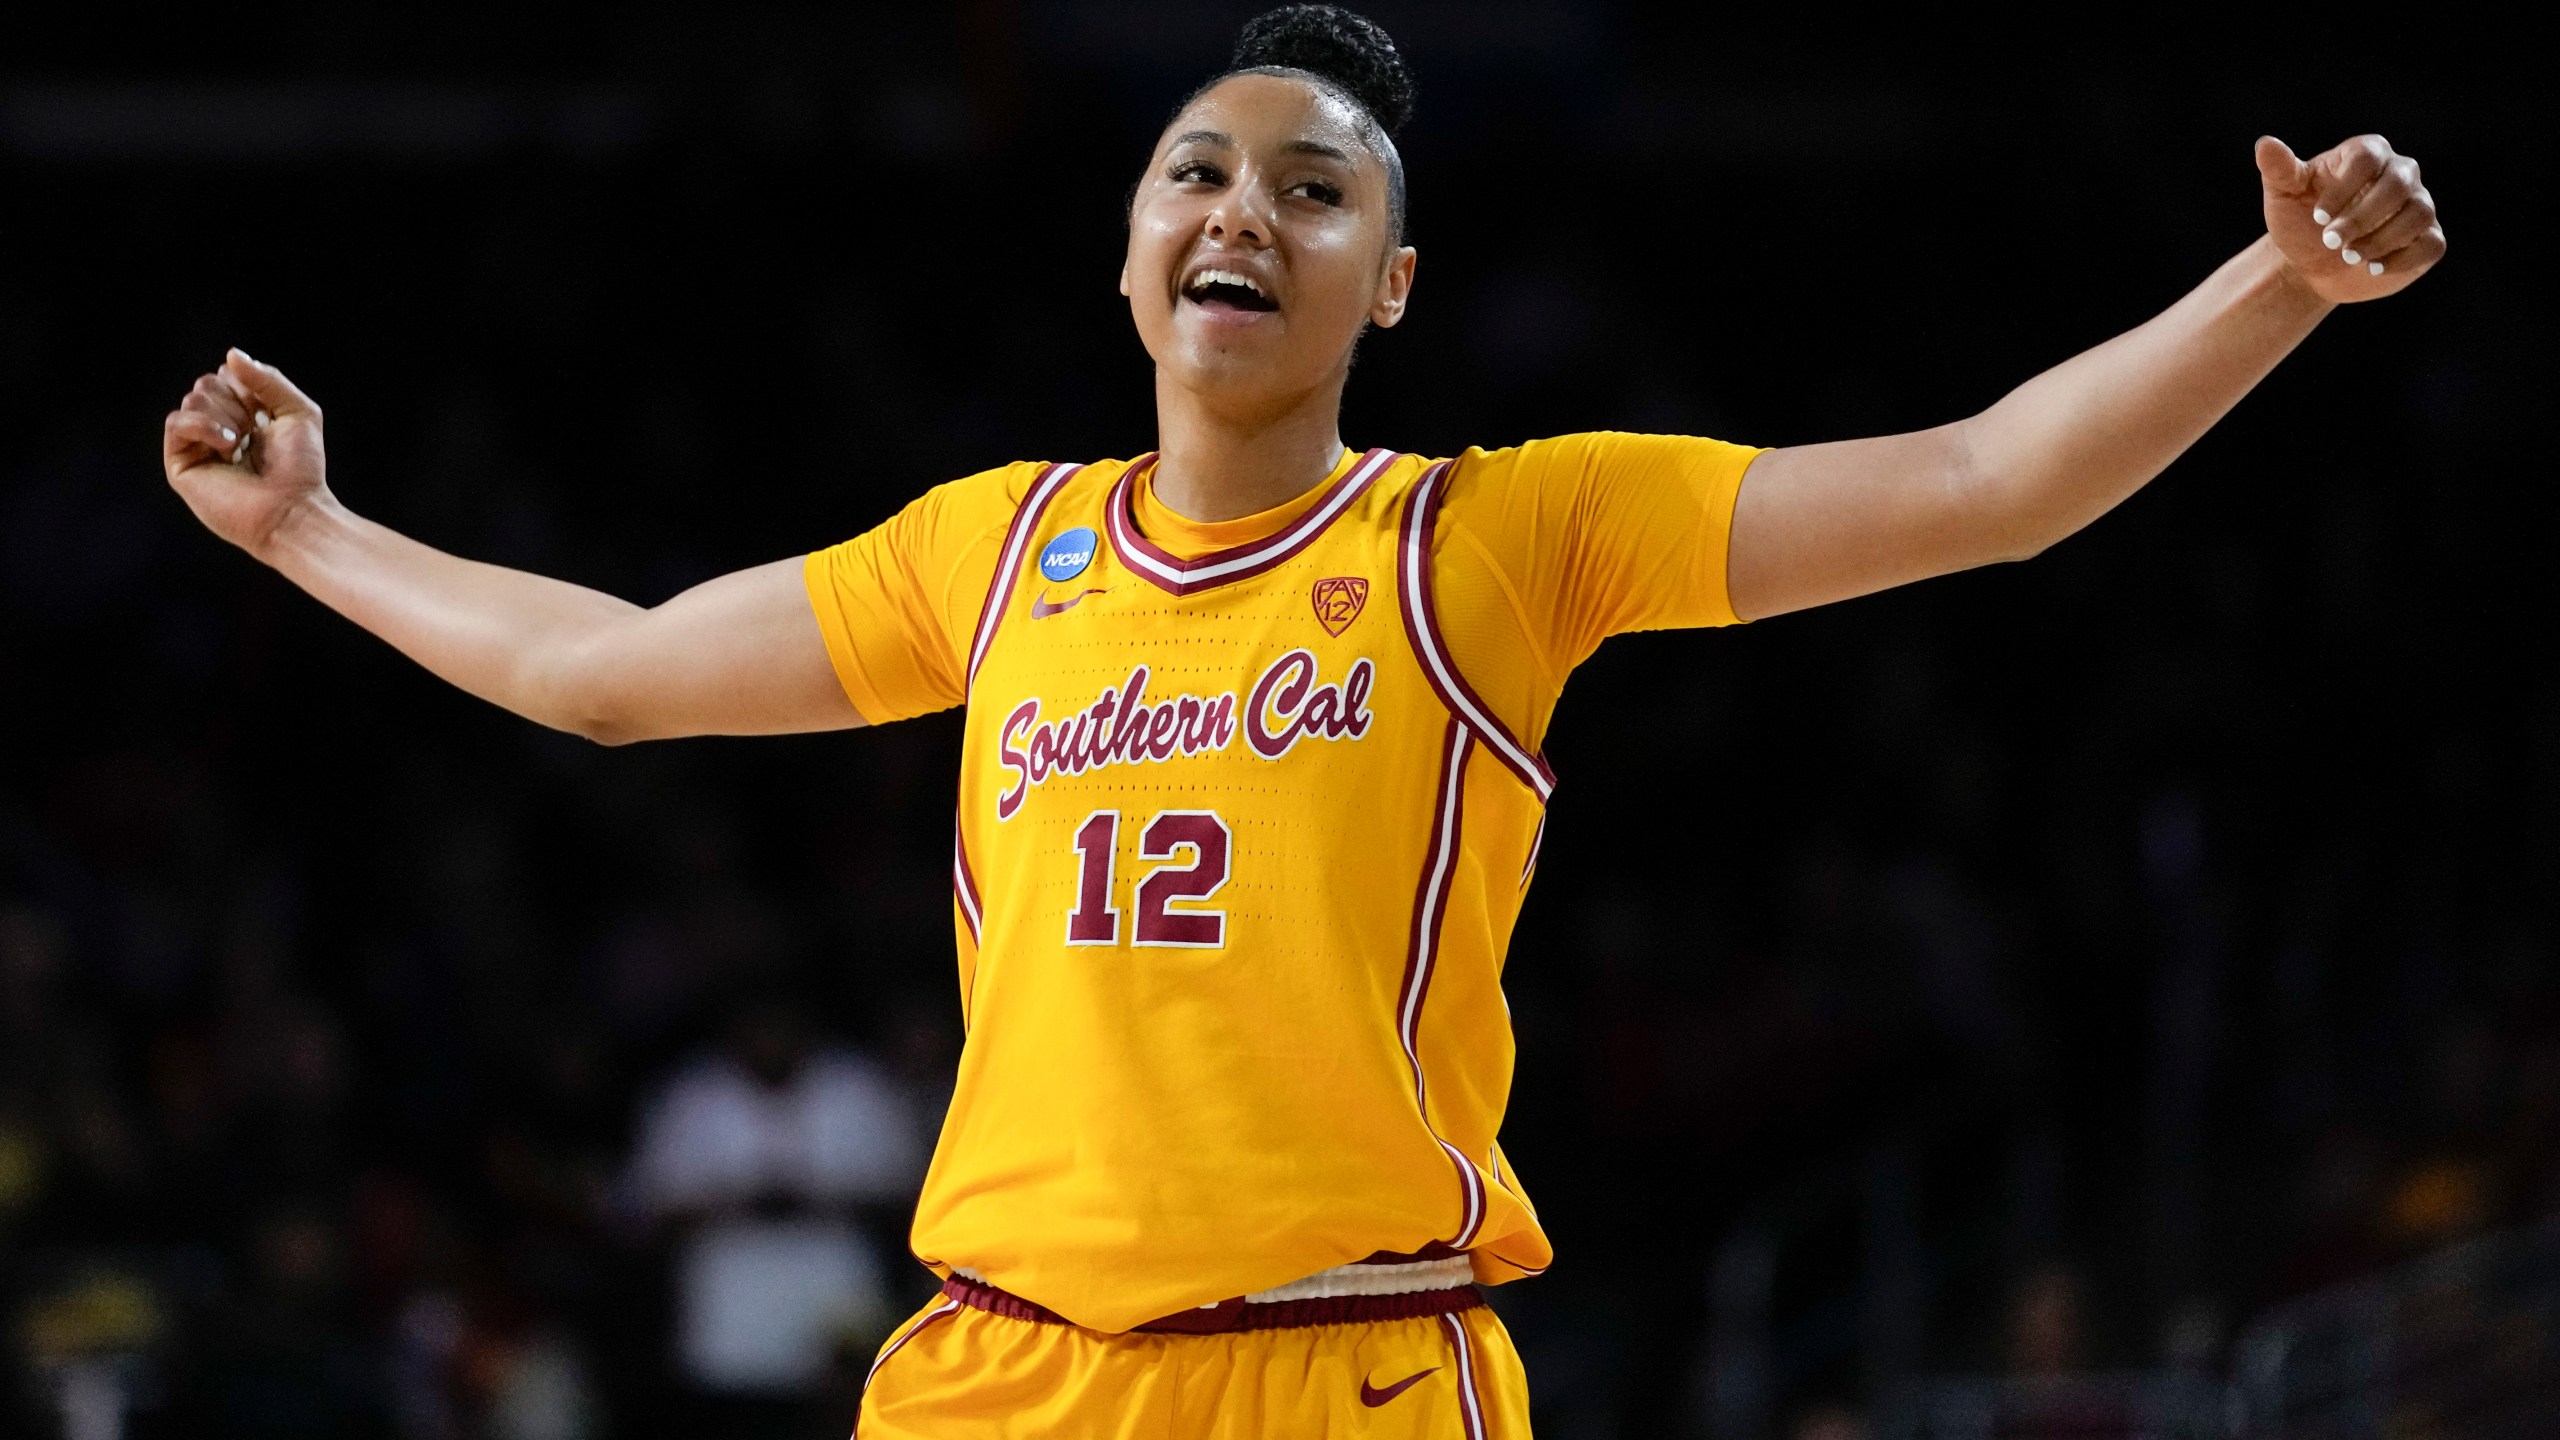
[0,854,950,1439]
[4,4,2547,1437]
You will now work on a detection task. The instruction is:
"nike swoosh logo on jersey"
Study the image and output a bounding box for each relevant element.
[1359,1367,1439,1407]
[1030,588,1105,619]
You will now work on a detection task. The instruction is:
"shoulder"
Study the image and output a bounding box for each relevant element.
[905,458,1144,628]
[903,459,1065,546]
[820,457,1123,585]
[1443,432,1762,491]
[1429,432,1764,547]
[919,456,1145,539]
[1414,436,1626,532]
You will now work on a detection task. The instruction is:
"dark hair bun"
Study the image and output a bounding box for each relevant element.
[1232,6,1415,135]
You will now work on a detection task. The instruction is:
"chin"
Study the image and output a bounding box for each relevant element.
[1163,343,1311,399]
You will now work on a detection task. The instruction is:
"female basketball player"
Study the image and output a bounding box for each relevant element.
[160,8,2443,1436]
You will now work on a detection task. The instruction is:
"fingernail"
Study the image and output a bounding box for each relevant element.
[254,411,271,428]
[220,426,237,443]
[2368,260,2386,276]
[2322,229,2343,250]
[2341,248,2362,265]
[2312,208,2332,226]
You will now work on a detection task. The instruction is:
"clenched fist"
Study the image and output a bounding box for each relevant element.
[2256,134,2445,303]
[161,350,330,559]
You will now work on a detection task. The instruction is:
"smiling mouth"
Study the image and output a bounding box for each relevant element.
[1183,267,1278,314]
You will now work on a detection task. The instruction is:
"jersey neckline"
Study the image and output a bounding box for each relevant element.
[1107,448,1398,597]
[1131,447,1359,559]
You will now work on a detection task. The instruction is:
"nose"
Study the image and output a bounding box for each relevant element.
[1203,173,1274,248]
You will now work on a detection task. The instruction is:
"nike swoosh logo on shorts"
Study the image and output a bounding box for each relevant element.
[1031,588,1105,619]
[1359,1367,1439,1407]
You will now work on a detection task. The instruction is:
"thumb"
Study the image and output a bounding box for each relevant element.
[221,348,322,423]
[2254,135,2309,194]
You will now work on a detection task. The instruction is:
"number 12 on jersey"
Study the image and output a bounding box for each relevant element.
[1067,809,1231,949]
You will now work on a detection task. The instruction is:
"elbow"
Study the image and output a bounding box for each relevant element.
[1985,532,2055,566]
[1928,539,2046,578]
[529,637,651,746]
[559,713,646,747]
[1944,425,2060,567]
[526,683,649,746]
[1961,525,2056,568]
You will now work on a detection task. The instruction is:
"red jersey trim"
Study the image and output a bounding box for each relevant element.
[952,824,983,945]
[862,1295,962,1393]
[964,461,1082,698]
[1361,1240,1467,1264]
[1441,1311,1492,1440]
[1398,459,1558,804]
[1400,717,1488,1251]
[1105,449,1396,597]
[938,1274,1484,1335]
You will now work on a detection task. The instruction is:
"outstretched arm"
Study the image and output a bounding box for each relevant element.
[1727,134,2445,622]
[162,351,864,744]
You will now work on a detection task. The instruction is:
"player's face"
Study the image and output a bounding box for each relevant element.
[1123,74,1415,406]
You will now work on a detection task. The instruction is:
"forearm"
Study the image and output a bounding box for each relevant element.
[1730,238,2334,620]
[160,351,858,743]
[1957,235,2331,557]
[258,491,649,737]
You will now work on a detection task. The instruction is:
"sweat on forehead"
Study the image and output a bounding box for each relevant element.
[1160,69,1409,240]
[1168,72,1379,154]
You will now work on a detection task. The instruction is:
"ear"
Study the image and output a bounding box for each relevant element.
[1368,245,1418,329]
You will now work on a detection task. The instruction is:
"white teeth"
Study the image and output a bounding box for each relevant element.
[1191,268,1264,296]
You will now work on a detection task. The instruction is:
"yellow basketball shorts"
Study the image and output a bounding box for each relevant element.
[857,1279,1532,1438]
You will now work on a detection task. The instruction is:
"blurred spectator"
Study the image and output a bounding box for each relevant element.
[625,995,925,1437]
[186,1202,388,1438]
[1791,1401,1869,1440]
[2376,1015,2508,1253]
[387,1287,598,1440]
[2004,1263,2088,1379]
[18,1264,166,1440]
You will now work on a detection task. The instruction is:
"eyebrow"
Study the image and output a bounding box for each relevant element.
[1165,130,1356,164]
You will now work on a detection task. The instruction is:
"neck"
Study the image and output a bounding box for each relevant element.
[1149,365,1350,523]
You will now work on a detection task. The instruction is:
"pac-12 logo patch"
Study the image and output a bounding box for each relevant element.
[1311,576,1369,636]
[1039,527,1098,583]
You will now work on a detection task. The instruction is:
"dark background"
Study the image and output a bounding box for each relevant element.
[3,4,2549,1437]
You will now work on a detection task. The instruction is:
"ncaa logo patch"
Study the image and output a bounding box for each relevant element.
[1311,576,1369,637]
[1039,527,1098,583]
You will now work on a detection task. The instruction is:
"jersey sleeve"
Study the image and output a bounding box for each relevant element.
[802,462,1049,725]
[1429,432,1763,748]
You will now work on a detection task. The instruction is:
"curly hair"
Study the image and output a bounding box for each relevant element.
[1228,5,1415,135]
[1174,5,1416,242]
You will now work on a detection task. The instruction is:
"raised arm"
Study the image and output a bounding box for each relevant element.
[162,351,864,744]
[1727,134,2445,622]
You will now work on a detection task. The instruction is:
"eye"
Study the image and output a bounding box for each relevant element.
[1287,179,1345,206]
[1170,160,1226,186]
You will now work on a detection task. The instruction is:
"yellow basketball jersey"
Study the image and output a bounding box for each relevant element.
[923,448,1558,1334]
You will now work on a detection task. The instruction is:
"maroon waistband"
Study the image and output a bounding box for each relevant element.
[939,1274,1485,1335]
